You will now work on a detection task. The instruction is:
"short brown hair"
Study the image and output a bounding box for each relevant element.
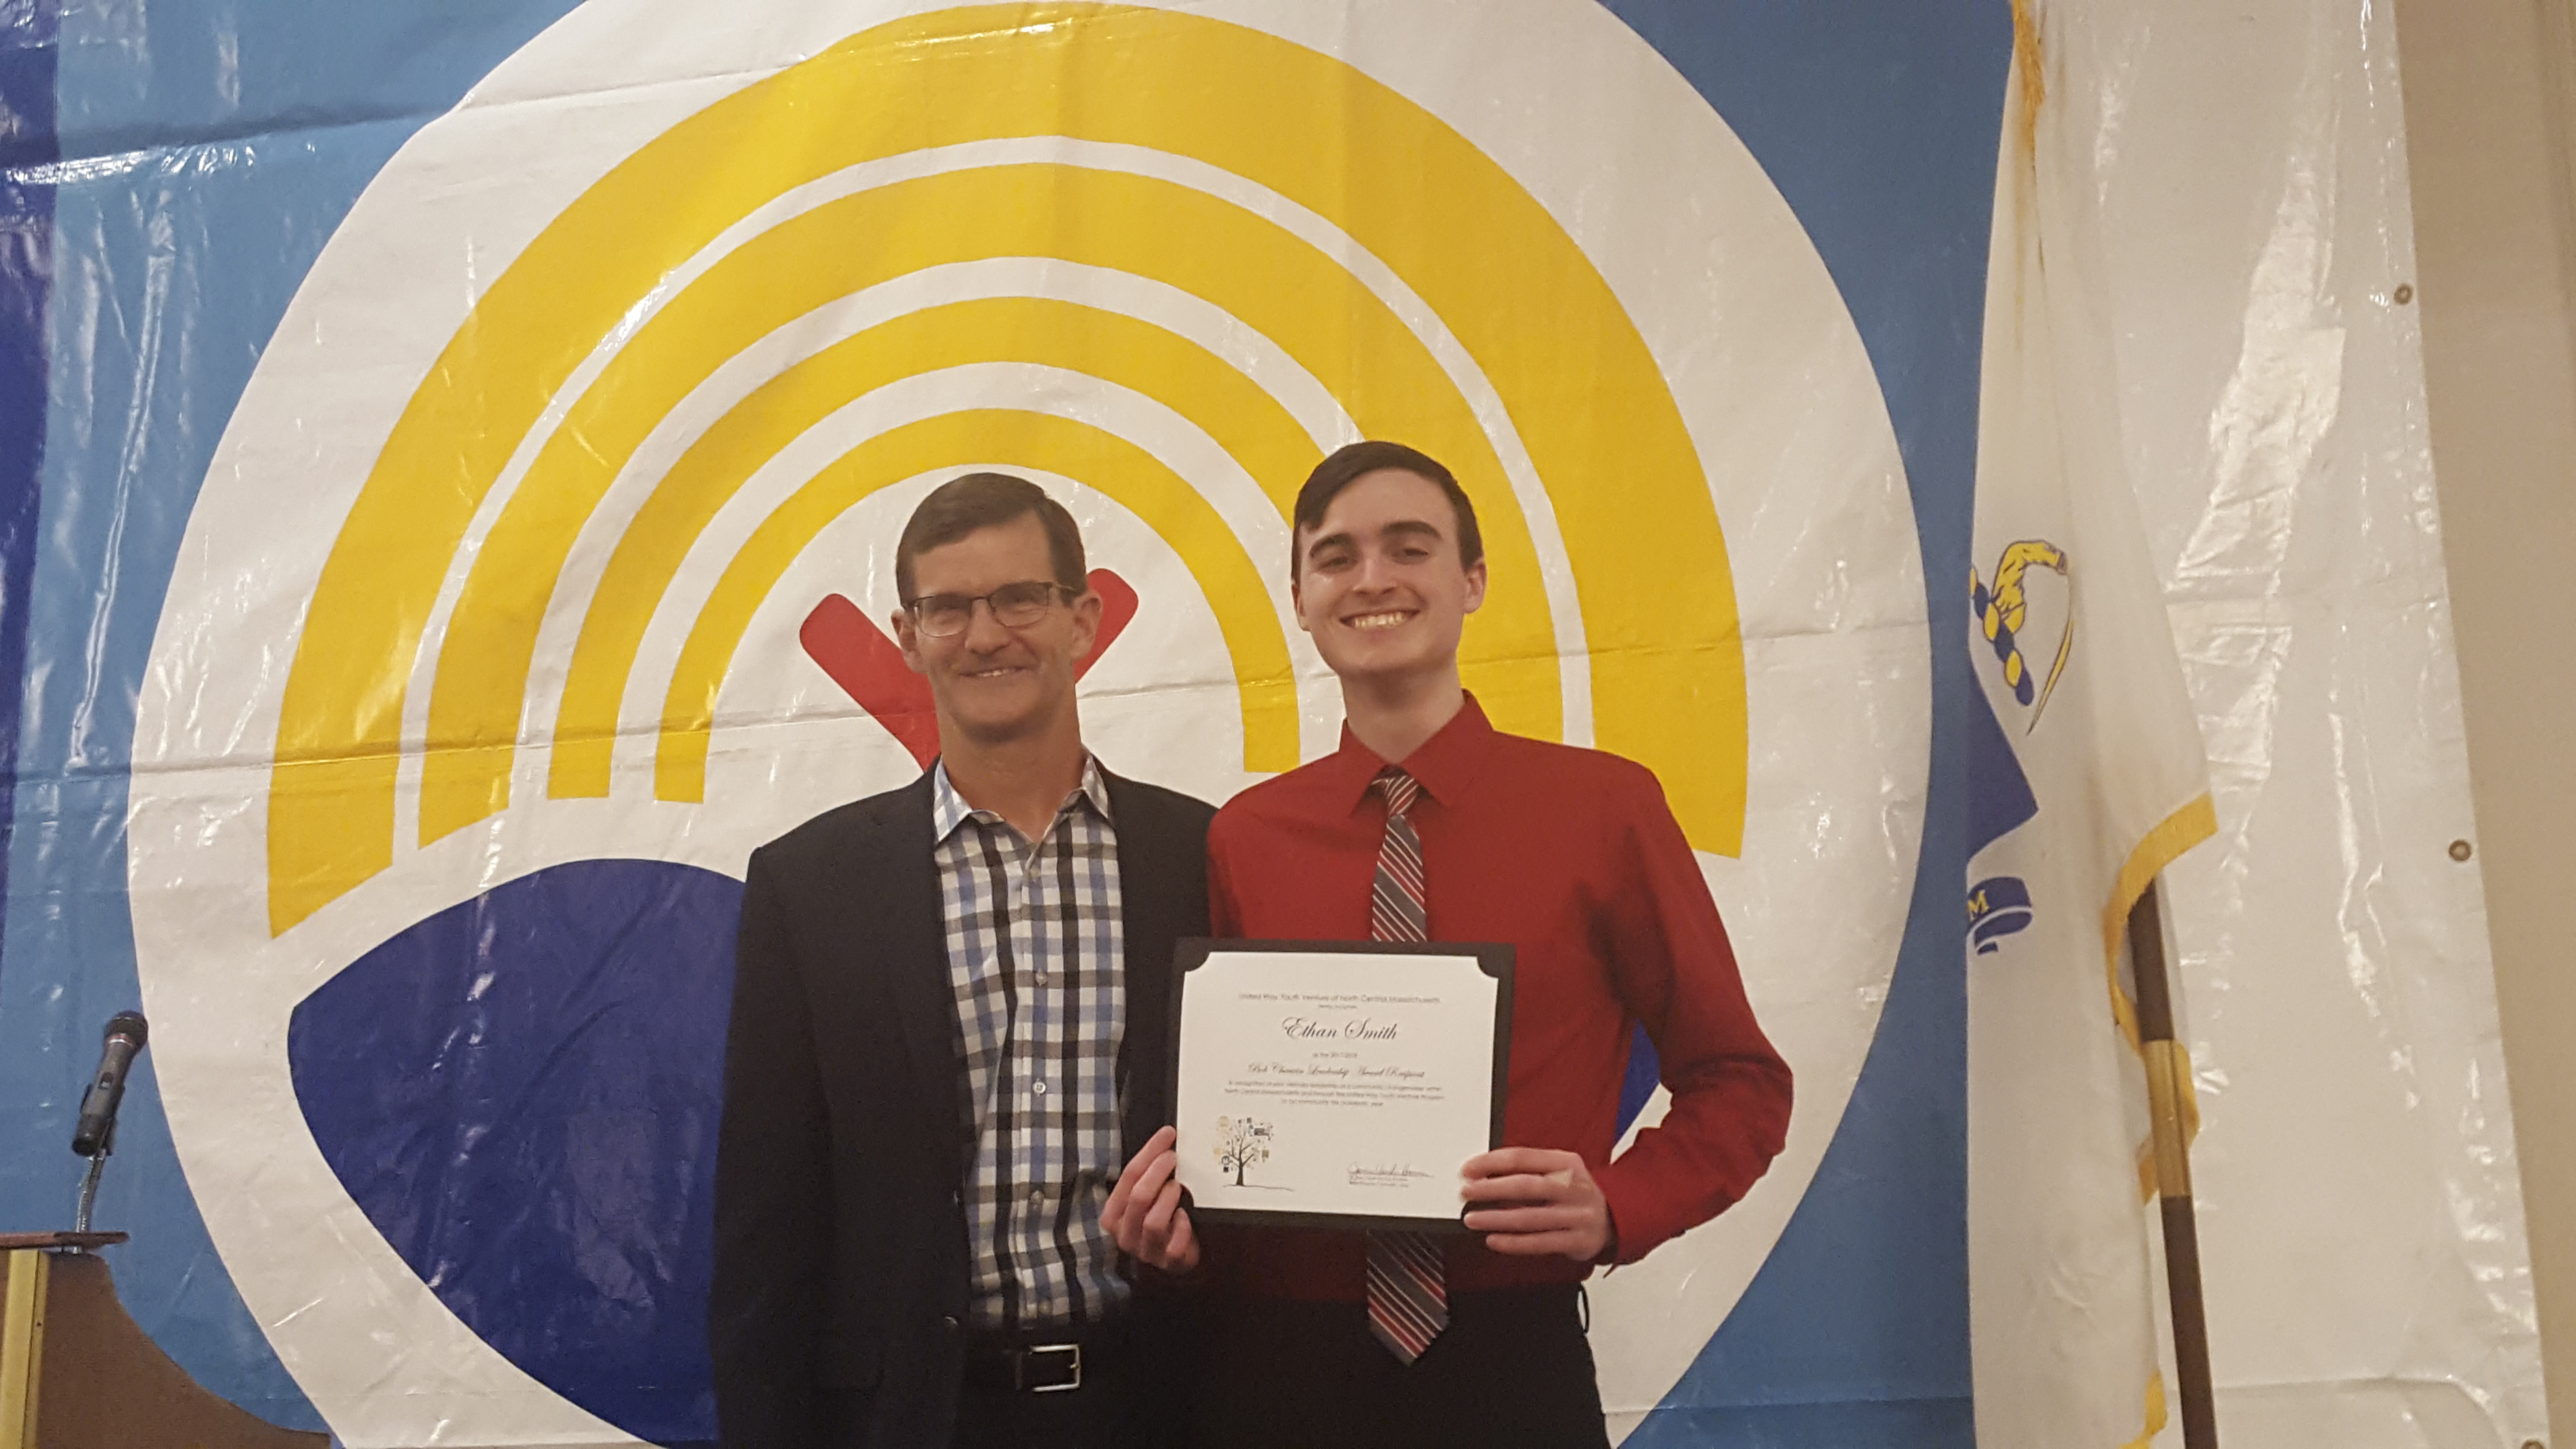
[895,472,1088,601]
[1289,441,1484,578]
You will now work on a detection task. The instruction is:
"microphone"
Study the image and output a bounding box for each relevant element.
[70,1012,148,1158]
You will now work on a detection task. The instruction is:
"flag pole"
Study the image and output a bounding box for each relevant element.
[2126,878,2219,1449]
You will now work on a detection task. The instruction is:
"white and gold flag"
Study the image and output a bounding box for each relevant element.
[1966,8,2218,1447]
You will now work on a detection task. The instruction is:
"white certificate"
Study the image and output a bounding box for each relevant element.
[1170,940,1513,1230]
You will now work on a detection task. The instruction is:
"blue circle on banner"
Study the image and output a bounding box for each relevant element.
[290,860,740,1447]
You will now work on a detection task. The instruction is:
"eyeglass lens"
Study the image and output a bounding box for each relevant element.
[912,581,1062,637]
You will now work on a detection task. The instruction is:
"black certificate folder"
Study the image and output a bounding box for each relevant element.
[1167,938,1515,1233]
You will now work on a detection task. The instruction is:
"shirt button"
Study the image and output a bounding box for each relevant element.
[1028,1187,1045,1205]
[1032,1080,1048,1096]
[1035,970,1048,983]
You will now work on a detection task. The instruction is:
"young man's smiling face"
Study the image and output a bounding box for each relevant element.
[894,511,1100,747]
[1291,467,1487,686]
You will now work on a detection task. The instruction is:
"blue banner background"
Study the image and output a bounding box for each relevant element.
[0,2,2008,1440]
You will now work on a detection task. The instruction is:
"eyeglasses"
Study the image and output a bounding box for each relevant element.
[903,580,1078,638]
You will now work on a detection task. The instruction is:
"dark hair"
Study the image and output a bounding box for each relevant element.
[1289,440,1484,578]
[895,472,1088,601]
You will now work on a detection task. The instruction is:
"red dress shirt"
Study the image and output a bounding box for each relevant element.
[1201,696,1792,1299]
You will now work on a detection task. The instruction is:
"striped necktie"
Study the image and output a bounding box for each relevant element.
[1365,766,1448,1363]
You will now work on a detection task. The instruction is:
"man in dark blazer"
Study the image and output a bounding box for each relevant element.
[709,473,1214,1449]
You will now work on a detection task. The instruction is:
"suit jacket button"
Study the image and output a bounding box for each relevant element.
[941,1316,960,1333]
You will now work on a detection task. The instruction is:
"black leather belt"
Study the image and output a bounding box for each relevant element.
[962,1313,1140,1396]
[967,1338,1084,1393]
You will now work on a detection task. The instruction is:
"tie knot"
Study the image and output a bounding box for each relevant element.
[1373,767,1421,819]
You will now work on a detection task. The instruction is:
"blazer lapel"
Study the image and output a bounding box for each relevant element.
[1107,773,1186,1157]
[845,771,967,1146]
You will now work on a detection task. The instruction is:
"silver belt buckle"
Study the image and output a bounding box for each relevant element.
[1018,1341,1081,1393]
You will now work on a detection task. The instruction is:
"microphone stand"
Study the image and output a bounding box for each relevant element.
[69,1121,112,1245]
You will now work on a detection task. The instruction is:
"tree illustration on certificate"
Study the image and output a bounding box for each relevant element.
[1215,1115,1273,1186]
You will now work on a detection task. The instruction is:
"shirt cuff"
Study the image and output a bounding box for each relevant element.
[1589,1159,1673,1266]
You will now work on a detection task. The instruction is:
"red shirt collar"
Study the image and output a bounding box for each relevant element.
[1323,692,1497,814]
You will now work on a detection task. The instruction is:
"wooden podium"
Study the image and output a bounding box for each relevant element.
[0,1232,327,1449]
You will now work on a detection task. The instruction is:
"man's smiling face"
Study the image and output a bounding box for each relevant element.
[894,511,1100,747]
[1291,467,1486,686]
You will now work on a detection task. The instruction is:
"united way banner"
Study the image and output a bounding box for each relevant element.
[0,1,2542,1448]
[0,3,1988,1443]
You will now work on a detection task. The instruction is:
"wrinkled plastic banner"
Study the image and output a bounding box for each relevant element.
[0,1,2538,1448]
[2077,3,2549,1444]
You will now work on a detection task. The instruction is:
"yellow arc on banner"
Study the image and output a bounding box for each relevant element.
[265,2,1748,934]
[552,293,1320,805]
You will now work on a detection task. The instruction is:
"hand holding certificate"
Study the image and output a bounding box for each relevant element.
[1168,940,1513,1230]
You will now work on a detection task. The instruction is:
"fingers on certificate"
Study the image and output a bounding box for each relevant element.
[1459,1145,1612,1262]
[1106,1125,1201,1272]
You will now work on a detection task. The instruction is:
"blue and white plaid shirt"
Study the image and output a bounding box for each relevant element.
[932,758,1130,1330]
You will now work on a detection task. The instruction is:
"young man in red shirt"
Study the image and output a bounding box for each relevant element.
[1103,440,1793,1447]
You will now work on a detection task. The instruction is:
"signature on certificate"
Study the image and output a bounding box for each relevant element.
[1346,1162,1434,1188]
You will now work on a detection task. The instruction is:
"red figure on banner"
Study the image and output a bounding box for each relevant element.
[798,568,1140,767]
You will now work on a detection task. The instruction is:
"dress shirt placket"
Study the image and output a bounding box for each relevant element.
[935,764,1126,1333]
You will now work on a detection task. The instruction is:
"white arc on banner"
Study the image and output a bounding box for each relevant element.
[1965,10,2218,1449]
